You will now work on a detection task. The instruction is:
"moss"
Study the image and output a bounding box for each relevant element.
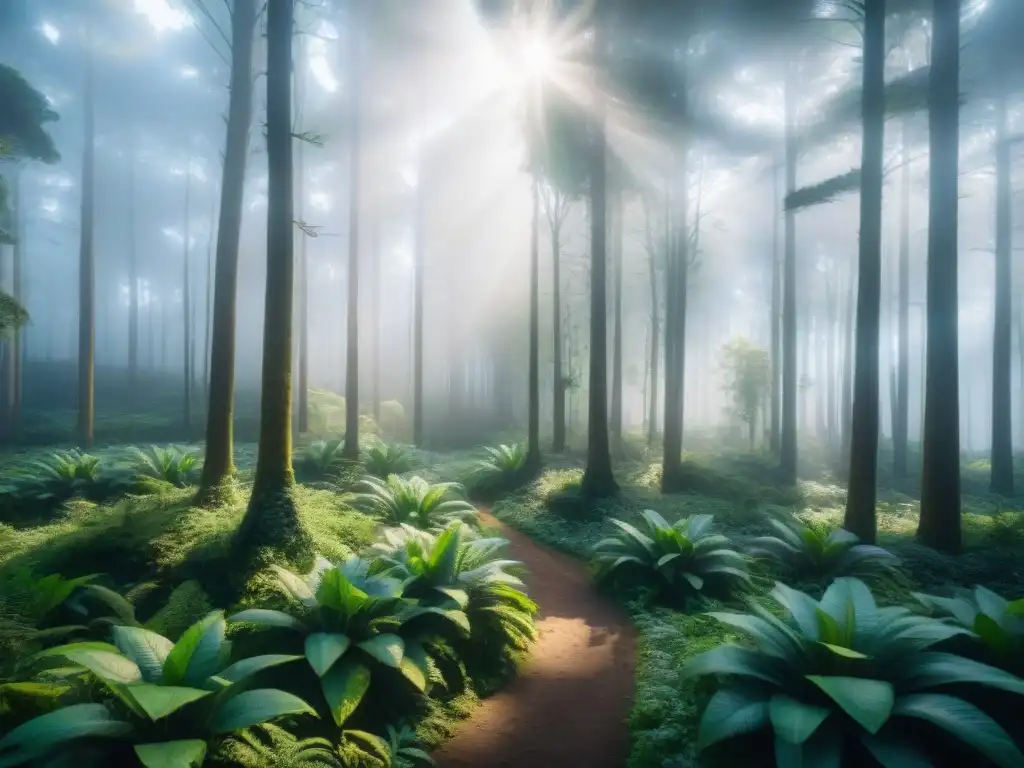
[143,580,213,640]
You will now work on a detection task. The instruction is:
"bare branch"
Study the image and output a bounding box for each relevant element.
[190,0,232,51]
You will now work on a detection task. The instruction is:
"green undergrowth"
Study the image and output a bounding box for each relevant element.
[491,453,1024,768]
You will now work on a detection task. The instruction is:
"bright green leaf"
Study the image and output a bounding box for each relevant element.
[124,684,210,721]
[320,658,371,727]
[133,740,207,768]
[305,633,351,677]
[806,676,894,734]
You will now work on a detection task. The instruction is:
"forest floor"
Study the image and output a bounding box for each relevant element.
[434,511,637,768]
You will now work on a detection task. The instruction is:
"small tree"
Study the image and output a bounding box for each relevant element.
[720,337,771,449]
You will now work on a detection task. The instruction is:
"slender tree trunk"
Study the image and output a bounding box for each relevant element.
[645,199,660,447]
[77,40,96,449]
[610,191,623,443]
[581,12,617,498]
[770,159,782,453]
[296,145,309,433]
[203,191,215,399]
[370,214,381,426]
[844,0,886,544]
[237,0,308,556]
[552,215,566,452]
[895,120,911,477]
[990,73,1013,495]
[527,172,541,466]
[918,0,962,553]
[183,158,192,432]
[662,152,689,491]
[343,8,361,460]
[197,0,257,501]
[413,157,425,446]
[10,170,22,438]
[780,65,799,485]
[826,276,837,450]
[841,264,856,471]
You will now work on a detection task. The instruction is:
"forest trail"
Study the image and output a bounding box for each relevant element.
[433,511,638,768]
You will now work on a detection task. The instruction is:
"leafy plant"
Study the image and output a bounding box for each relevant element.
[0,611,315,767]
[366,524,537,663]
[464,444,528,496]
[3,451,131,509]
[685,578,1024,767]
[229,556,470,727]
[219,723,342,767]
[342,723,435,767]
[294,440,349,482]
[914,585,1024,674]
[363,442,417,479]
[352,475,478,531]
[128,445,202,489]
[747,515,901,584]
[593,510,751,605]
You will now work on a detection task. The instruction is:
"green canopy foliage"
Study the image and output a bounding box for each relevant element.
[0,64,60,164]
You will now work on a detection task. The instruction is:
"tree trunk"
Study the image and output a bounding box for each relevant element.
[128,142,139,396]
[370,214,381,426]
[197,0,256,501]
[580,13,617,498]
[182,157,192,432]
[343,9,361,461]
[770,159,781,453]
[610,191,623,443]
[844,0,886,544]
[918,0,962,553]
[780,65,798,485]
[552,215,566,452]
[990,73,1013,495]
[10,169,22,438]
[645,199,660,447]
[662,152,689,491]
[527,172,541,466]
[77,40,96,449]
[296,143,309,434]
[895,119,911,477]
[825,276,837,451]
[237,0,308,558]
[413,156,425,446]
[841,264,856,472]
[203,191,215,399]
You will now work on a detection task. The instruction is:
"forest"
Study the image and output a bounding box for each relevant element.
[0,0,1022,766]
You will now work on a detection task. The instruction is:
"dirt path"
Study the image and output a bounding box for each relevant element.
[433,512,638,768]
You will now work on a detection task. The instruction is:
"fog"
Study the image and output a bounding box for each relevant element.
[1,0,1019,456]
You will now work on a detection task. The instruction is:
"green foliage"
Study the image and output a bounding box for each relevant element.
[0,290,28,333]
[464,444,529,498]
[342,723,435,767]
[365,524,537,681]
[363,443,417,479]
[1,611,315,766]
[352,476,478,531]
[914,585,1024,675]
[0,64,60,163]
[719,338,771,443]
[593,510,751,606]
[294,440,350,483]
[747,515,902,585]
[217,723,342,767]
[230,556,471,727]
[685,578,1024,767]
[128,446,202,489]
[783,168,862,211]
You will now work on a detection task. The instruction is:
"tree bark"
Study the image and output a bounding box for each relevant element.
[196,0,256,501]
[770,158,781,453]
[370,214,381,427]
[128,140,139,397]
[527,172,541,466]
[780,64,798,485]
[825,276,836,451]
[343,7,361,461]
[844,0,886,544]
[645,198,660,447]
[895,119,911,477]
[662,152,689,492]
[10,169,22,438]
[413,155,425,446]
[237,0,309,557]
[552,214,566,452]
[182,157,192,432]
[610,191,623,443]
[989,73,1013,495]
[581,11,617,498]
[296,35,309,435]
[77,39,96,449]
[918,0,962,553]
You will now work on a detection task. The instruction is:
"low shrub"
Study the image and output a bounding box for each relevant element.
[352,475,478,531]
[464,444,531,500]
[364,442,417,479]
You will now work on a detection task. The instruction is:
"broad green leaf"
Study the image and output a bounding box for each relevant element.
[1007,598,1024,618]
[124,684,210,721]
[397,747,436,765]
[696,687,770,749]
[0,703,131,754]
[357,634,404,668]
[399,640,430,692]
[773,723,842,768]
[770,694,830,744]
[815,609,843,647]
[305,633,351,676]
[902,652,1024,695]
[111,627,174,683]
[163,612,223,686]
[33,641,120,661]
[269,564,316,606]
[61,649,143,685]
[217,654,303,685]
[806,676,893,735]
[682,572,705,591]
[973,613,1012,655]
[133,740,207,768]
[228,609,307,631]
[320,657,372,726]
[432,586,469,609]
[183,614,227,686]
[683,645,784,686]
[818,642,868,660]
[78,584,137,623]
[859,732,932,768]
[894,693,1024,768]
[209,689,317,734]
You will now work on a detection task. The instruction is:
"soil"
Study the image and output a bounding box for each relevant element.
[433,512,638,768]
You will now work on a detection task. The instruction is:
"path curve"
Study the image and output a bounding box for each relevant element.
[434,512,638,768]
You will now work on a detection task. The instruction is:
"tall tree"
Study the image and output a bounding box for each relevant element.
[610,190,623,444]
[542,183,572,452]
[127,136,139,396]
[769,158,781,453]
[412,151,426,447]
[527,172,541,468]
[917,0,961,553]
[77,37,96,449]
[236,0,309,556]
[894,118,911,477]
[779,63,798,486]
[580,5,617,498]
[196,0,257,502]
[343,2,362,461]
[662,152,689,492]
[642,193,661,447]
[295,32,310,434]
[989,61,1013,495]
[182,158,193,432]
[844,0,886,544]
